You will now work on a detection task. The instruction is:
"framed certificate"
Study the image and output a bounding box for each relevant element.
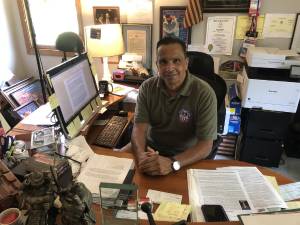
[122,24,152,69]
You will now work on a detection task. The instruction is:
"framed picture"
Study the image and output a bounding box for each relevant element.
[93,6,120,24]
[122,24,152,69]
[290,13,300,53]
[160,7,191,46]
[202,0,250,12]
[9,79,44,107]
[14,100,39,119]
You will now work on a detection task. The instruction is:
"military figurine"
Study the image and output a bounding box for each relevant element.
[20,172,55,225]
[60,182,96,225]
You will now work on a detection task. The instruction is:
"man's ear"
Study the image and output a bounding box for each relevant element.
[185,57,189,71]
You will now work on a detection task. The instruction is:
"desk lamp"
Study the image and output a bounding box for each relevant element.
[84,24,125,82]
[55,32,84,62]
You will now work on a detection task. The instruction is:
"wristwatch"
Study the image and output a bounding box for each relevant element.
[170,157,181,171]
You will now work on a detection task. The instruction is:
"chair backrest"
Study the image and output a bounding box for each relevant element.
[187,51,227,159]
[187,51,227,111]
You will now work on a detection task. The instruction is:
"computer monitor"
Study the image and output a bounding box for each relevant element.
[46,53,101,138]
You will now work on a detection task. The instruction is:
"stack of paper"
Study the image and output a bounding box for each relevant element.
[187,167,287,222]
[239,210,300,225]
[77,153,134,203]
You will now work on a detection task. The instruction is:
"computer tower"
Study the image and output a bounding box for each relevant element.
[238,109,293,167]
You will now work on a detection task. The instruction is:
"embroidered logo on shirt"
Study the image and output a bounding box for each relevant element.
[178,109,192,123]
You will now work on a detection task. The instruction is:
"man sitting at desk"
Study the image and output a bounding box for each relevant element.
[131,36,217,176]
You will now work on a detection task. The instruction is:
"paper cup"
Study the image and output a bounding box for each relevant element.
[0,208,22,225]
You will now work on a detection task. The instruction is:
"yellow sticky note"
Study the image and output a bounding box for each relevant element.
[48,94,59,110]
[264,175,280,194]
[73,116,81,130]
[96,96,102,106]
[287,201,300,209]
[154,202,191,222]
[81,104,93,121]
[91,99,98,111]
[66,122,76,138]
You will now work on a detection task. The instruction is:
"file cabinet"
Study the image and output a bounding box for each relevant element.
[238,109,293,167]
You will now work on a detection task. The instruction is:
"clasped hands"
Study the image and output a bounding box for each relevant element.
[137,147,173,176]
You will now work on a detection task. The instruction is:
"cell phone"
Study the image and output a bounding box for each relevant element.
[201,204,229,222]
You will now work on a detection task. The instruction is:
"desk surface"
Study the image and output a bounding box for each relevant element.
[91,146,294,225]
[8,94,295,225]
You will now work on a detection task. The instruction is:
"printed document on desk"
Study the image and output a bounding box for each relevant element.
[187,169,253,222]
[218,167,287,210]
[77,153,134,203]
[21,103,53,126]
[187,167,287,221]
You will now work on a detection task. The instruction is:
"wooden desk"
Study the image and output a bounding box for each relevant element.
[7,94,295,225]
[90,147,294,225]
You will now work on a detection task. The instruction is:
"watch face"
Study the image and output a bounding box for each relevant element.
[172,161,180,171]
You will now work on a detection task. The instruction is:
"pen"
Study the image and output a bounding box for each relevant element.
[54,152,81,164]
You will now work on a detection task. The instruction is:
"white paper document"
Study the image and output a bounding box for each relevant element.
[112,83,136,96]
[218,167,287,210]
[188,169,253,221]
[21,103,54,126]
[188,167,287,222]
[146,189,182,204]
[239,211,300,225]
[279,182,300,201]
[77,153,134,202]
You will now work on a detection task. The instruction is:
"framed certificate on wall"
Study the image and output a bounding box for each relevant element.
[202,0,250,12]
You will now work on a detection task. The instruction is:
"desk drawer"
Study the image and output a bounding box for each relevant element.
[239,137,284,167]
[242,109,292,139]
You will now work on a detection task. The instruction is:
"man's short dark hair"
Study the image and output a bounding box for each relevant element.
[156,36,187,55]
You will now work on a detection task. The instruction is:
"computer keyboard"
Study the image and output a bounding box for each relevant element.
[94,115,128,148]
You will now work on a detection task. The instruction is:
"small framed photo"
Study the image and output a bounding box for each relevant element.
[10,80,43,107]
[14,100,39,119]
[93,6,120,24]
[122,24,152,69]
[290,13,300,53]
[160,7,191,46]
[202,0,250,12]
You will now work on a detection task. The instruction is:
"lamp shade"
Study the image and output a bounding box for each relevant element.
[85,24,125,58]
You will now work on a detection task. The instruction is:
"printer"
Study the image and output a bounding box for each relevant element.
[239,66,300,113]
[246,47,300,69]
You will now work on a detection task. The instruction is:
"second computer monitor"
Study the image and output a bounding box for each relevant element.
[46,53,101,138]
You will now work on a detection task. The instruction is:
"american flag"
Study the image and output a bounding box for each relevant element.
[184,0,203,28]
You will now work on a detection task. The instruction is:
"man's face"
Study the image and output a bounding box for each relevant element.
[156,43,188,92]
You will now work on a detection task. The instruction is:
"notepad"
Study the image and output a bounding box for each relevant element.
[154,202,191,222]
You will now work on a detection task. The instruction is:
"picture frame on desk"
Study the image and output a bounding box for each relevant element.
[202,0,250,12]
[159,6,191,46]
[290,13,300,53]
[0,77,43,108]
[10,79,43,107]
[93,6,120,24]
[122,24,152,69]
[14,100,39,119]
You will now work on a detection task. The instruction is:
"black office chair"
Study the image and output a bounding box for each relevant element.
[55,32,84,62]
[187,51,227,159]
